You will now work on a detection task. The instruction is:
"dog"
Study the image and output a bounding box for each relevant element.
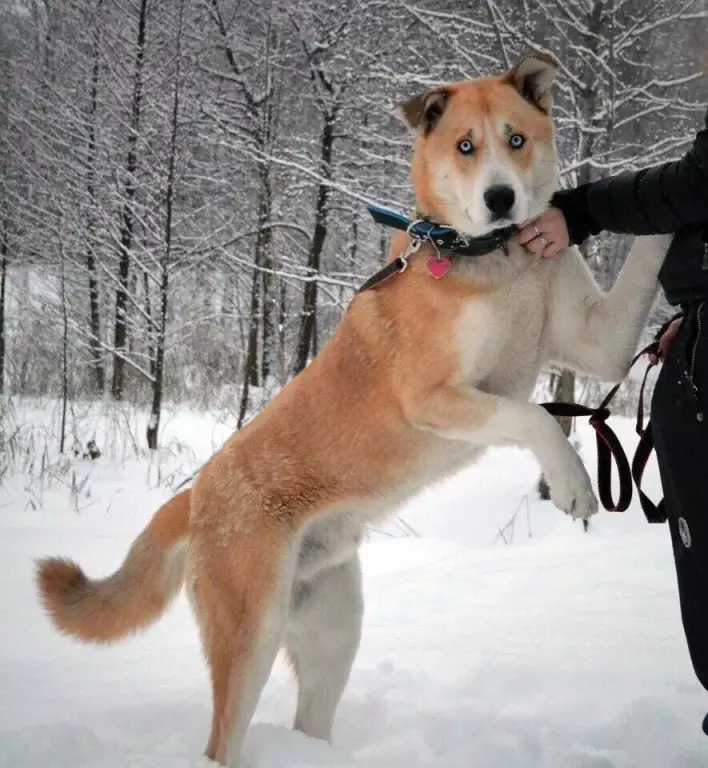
[36,54,669,766]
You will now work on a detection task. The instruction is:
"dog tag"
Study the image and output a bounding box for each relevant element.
[427,256,451,279]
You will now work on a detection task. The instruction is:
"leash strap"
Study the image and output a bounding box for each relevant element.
[357,256,408,294]
[541,342,661,517]
[541,400,632,512]
[629,344,668,523]
[356,238,424,294]
[631,422,666,523]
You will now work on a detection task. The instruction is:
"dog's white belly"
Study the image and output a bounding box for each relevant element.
[293,442,478,582]
[295,513,364,583]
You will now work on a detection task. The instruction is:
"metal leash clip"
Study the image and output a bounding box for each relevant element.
[399,236,422,272]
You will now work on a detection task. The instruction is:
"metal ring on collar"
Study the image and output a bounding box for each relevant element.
[406,218,426,237]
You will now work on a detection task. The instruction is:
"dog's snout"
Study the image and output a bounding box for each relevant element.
[484,185,515,218]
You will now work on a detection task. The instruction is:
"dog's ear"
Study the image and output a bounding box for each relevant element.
[395,88,450,134]
[505,53,559,114]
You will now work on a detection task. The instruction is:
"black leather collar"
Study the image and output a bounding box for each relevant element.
[367,203,517,258]
[356,203,518,293]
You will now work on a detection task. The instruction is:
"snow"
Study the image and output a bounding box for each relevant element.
[1,404,708,768]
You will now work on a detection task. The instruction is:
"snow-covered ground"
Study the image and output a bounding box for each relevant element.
[1,402,707,767]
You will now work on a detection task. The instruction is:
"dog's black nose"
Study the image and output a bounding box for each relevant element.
[484,185,515,218]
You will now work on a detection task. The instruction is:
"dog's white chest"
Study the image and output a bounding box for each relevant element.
[455,278,547,397]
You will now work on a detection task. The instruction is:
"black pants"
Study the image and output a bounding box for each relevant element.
[651,300,708,692]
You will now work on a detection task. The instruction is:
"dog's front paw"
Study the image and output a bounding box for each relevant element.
[552,485,599,520]
[547,460,598,521]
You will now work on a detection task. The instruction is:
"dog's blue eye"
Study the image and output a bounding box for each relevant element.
[457,139,474,155]
[509,133,526,150]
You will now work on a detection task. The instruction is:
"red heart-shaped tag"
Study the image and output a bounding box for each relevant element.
[427,256,452,279]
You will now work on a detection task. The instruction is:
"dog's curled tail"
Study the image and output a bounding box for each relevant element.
[36,489,191,644]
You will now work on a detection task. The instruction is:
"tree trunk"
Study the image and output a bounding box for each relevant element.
[86,248,104,393]
[147,0,184,450]
[259,24,277,388]
[59,238,69,455]
[146,265,168,450]
[258,173,276,385]
[85,3,104,395]
[379,228,388,264]
[144,269,156,379]
[278,280,287,385]
[292,110,334,375]
[238,173,274,424]
[246,265,261,388]
[112,0,148,401]
[554,369,576,438]
[312,312,318,358]
[342,210,359,305]
[0,215,7,394]
[238,270,260,428]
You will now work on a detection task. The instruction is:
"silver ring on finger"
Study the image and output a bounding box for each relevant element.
[534,225,542,238]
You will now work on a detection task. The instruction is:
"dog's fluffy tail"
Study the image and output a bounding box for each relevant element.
[36,489,191,643]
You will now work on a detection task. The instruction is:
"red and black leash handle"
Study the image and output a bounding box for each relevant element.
[630,352,667,524]
[541,342,666,522]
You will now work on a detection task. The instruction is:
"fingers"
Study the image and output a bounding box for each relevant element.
[651,318,684,365]
[519,208,571,258]
[520,232,563,258]
[540,238,565,257]
[658,318,683,359]
[544,240,564,257]
[518,220,548,247]
[518,223,540,247]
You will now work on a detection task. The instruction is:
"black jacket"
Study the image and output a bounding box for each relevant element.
[552,108,708,306]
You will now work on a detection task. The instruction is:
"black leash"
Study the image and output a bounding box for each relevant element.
[542,342,666,521]
[357,254,413,293]
[629,311,685,523]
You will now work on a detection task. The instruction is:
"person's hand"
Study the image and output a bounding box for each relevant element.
[519,208,571,257]
[648,317,683,365]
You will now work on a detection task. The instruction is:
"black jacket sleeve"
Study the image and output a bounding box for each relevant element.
[552,108,708,245]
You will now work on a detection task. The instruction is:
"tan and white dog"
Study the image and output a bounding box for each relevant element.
[36,54,668,766]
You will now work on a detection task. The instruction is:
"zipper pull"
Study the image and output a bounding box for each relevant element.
[703,241,708,271]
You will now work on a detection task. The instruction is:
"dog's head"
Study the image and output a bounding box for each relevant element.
[397,54,559,237]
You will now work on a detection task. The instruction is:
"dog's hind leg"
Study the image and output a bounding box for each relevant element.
[189,529,297,767]
[286,554,363,742]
